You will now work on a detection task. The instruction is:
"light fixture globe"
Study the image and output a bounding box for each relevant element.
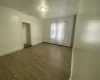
[41,7,46,12]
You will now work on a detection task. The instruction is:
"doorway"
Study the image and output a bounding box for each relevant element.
[22,22,32,48]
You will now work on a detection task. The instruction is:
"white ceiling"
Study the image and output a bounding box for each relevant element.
[0,0,79,19]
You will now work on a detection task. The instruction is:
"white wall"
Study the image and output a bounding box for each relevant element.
[70,0,100,80]
[43,16,74,46]
[0,6,43,56]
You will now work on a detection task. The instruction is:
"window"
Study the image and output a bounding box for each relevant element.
[50,22,65,42]
[50,23,56,39]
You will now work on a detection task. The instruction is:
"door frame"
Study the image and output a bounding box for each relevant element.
[22,22,32,46]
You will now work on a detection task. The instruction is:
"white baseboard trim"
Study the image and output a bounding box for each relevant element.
[32,41,43,46]
[0,46,24,56]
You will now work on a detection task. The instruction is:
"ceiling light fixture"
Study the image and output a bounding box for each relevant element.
[41,7,46,12]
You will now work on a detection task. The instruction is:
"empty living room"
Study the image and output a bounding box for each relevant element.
[0,0,99,80]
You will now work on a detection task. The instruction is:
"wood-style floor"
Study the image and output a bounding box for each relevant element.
[0,43,72,80]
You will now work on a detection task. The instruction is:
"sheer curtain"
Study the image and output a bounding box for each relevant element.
[50,22,66,45]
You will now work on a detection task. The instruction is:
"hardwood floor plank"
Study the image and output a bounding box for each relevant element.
[0,43,72,80]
